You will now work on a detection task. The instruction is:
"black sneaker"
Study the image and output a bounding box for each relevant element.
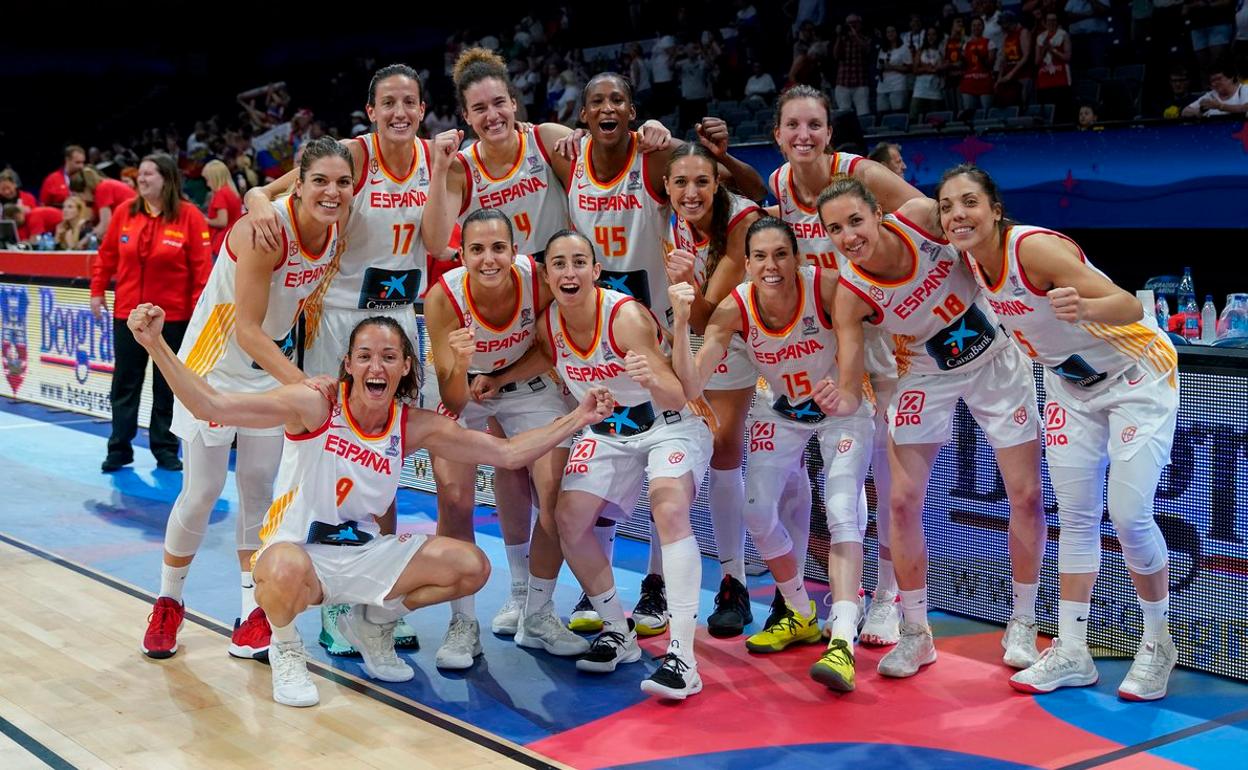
[762,587,787,629]
[575,620,642,673]
[101,454,133,473]
[707,575,753,638]
[640,652,703,700]
[155,455,183,472]
[632,574,668,637]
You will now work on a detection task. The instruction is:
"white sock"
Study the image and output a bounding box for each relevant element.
[271,621,299,644]
[1138,595,1170,642]
[776,572,811,615]
[830,600,860,644]
[160,563,190,602]
[240,571,257,618]
[899,587,928,628]
[646,524,664,576]
[876,557,897,596]
[1012,581,1038,622]
[450,594,475,618]
[365,597,408,625]
[661,536,702,661]
[592,521,616,569]
[1058,599,1090,646]
[588,587,630,634]
[708,467,746,583]
[525,575,557,617]
[504,543,529,595]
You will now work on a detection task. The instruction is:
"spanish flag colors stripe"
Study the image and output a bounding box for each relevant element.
[185,304,236,377]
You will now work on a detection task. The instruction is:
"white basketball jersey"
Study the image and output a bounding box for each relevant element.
[179,195,336,390]
[459,126,569,255]
[258,382,406,548]
[546,288,662,408]
[436,254,542,374]
[666,192,760,289]
[769,154,862,270]
[837,212,1005,378]
[967,225,1178,389]
[568,132,672,326]
[322,134,433,310]
[731,265,839,406]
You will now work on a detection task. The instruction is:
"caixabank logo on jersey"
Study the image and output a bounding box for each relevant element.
[38,287,114,384]
[0,284,29,394]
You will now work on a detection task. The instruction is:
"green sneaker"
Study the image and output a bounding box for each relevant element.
[318,603,358,656]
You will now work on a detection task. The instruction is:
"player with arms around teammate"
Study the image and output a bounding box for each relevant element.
[670,217,875,691]
[140,138,352,663]
[939,165,1180,701]
[818,176,1046,680]
[127,305,613,707]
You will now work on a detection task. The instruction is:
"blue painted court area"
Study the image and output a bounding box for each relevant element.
[1,398,1245,769]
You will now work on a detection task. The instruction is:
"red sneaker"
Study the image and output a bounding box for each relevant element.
[229,607,272,660]
[142,597,185,659]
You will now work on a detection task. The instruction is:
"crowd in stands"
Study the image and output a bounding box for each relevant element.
[3,1,1247,250]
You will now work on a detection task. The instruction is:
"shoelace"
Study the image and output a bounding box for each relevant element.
[148,602,179,631]
[274,642,310,684]
[635,592,665,617]
[820,639,853,666]
[589,630,628,655]
[766,609,803,636]
[653,652,690,676]
[1129,644,1169,678]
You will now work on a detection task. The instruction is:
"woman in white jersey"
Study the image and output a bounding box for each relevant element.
[938,166,1180,701]
[661,142,763,638]
[670,216,875,692]
[767,85,926,647]
[817,176,1046,679]
[422,208,591,667]
[491,229,713,700]
[565,72,766,639]
[126,306,612,708]
[140,138,351,663]
[245,64,444,654]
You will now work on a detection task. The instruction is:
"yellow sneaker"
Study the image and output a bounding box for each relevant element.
[567,593,604,634]
[745,599,821,653]
[810,638,856,691]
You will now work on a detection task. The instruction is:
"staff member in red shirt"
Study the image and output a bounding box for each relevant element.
[73,167,138,238]
[202,160,243,256]
[91,153,212,472]
[3,204,63,242]
[40,145,86,208]
[0,169,37,213]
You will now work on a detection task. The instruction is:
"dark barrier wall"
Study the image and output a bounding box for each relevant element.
[731,119,1248,230]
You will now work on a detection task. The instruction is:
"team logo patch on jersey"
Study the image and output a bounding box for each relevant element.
[527,154,544,175]
[597,269,652,306]
[1050,354,1109,388]
[472,165,485,191]
[120,234,130,244]
[358,267,421,310]
[1013,406,1029,425]
[749,421,776,452]
[289,240,299,257]
[1121,426,1137,443]
[801,315,818,336]
[925,304,996,370]
[626,170,642,191]
[386,434,401,457]
[919,240,942,259]
[398,532,414,542]
[1007,274,1027,296]
[520,308,533,327]
[869,285,886,302]
[668,451,685,464]
[416,166,428,185]
[252,329,297,369]
[837,438,854,454]
[370,158,380,174]
[895,390,926,427]
[1044,402,1066,429]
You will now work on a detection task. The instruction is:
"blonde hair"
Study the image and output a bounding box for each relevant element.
[202,160,238,195]
[62,194,91,224]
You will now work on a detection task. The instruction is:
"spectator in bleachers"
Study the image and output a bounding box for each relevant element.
[1237,0,1248,79]
[201,160,242,257]
[121,166,139,191]
[996,11,1033,106]
[789,0,826,36]
[71,167,138,238]
[626,43,653,109]
[868,141,908,176]
[903,13,926,50]
[650,35,679,119]
[877,26,914,114]
[944,16,969,110]
[1182,63,1248,115]
[1076,101,1101,129]
[556,70,583,127]
[514,57,542,120]
[1154,66,1201,117]
[834,13,873,116]
[980,0,1007,50]
[424,102,458,136]
[40,144,86,208]
[1035,11,1074,121]
[788,42,822,89]
[676,41,715,131]
[55,195,93,250]
[4,204,62,244]
[1064,0,1111,69]
[1186,0,1237,80]
[960,17,999,113]
[0,169,36,214]
[911,26,948,120]
[745,60,779,100]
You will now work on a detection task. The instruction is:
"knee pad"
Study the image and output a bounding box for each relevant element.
[744,502,793,561]
[1051,464,1104,574]
[1107,454,1169,576]
[825,489,866,545]
[234,434,281,551]
[164,440,231,558]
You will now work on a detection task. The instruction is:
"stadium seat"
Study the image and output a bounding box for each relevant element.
[1084,66,1111,82]
[879,113,909,133]
[988,106,1019,120]
[923,110,953,126]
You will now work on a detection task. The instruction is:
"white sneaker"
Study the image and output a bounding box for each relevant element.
[491,590,525,636]
[576,624,642,673]
[1118,636,1177,701]
[640,652,702,700]
[516,609,591,656]
[820,593,866,641]
[336,606,415,682]
[877,622,937,678]
[1009,637,1098,694]
[1002,617,1041,669]
[270,640,319,707]
[435,613,483,670]
[860,592,901,646]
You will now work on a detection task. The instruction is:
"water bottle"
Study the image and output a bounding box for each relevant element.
[1177,267,1199,341]
[1201,296,1216,344]
[39,232,54,251]
[1218,293,1248,339]
[1155,295,1169,330]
